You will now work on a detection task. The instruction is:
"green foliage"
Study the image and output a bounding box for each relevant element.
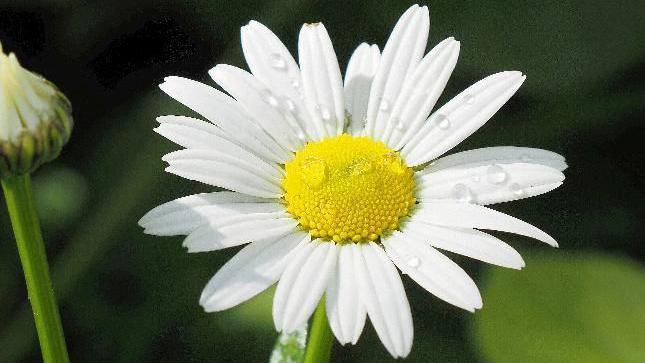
[270,325,307,363]
[0,0,643,362]
[474,253,645,363]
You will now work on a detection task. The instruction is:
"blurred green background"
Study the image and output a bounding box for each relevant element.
[1,0,644,362]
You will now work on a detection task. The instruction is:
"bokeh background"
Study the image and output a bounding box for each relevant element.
[1,0,644,362]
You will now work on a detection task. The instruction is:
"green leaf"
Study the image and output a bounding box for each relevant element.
[270,324,307,363]
[473,253,645,363]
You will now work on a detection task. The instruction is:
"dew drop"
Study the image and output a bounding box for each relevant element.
[284,98,296,112]
[291,78,300,89]
[300,157,327,189]
[407,256,421,268]
[395,119,405,131]
[435,114,451,130]
[463,93,475,105]
[379,98,390,112]
[349,158,373,176]
[383,152,405,175]
[262,89,279,107]
[316,105,332,121]
[270,53,286,70]
[509,183,525,196]
[486,164,508,184]
[472,175,481,183]
[453,183,474,202]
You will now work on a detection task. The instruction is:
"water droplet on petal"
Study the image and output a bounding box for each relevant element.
[453,183,474,202]
[407,256,421,268]
[379,98,390,112]
[395,119,405,131]
[435,114,451,130]
[509,183,525,197]
[270,53,286,70]
[463,93,475,105]
[472,175,481,183]
[300,157,327,189]
[486,164,508,184]
[317,105,332,121]
[284,98,296,111]
[261,89,279,107]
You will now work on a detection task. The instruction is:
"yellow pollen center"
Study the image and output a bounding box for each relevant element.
[283,134,416,243]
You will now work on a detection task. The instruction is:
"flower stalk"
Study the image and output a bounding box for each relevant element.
[2,174,70,363]
[303,300,334,363]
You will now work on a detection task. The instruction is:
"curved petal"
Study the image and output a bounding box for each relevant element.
[273,240,338,332]
[413,202,558,246]
[403,221,525,269]
[355,242,413,358]
[387,37,460,149]
[298,22,345,138]
[426,146,568,172]
[155,115,228,149]
[344,43,380,135]
[241,21,314,141]
[182,216,297,252]
[139,191,282,236]
[159,77,290,163]
[209,64,304,151]
[402,71,526,166]
[163,149,283,198]
[365,4,429,141]
[156,120,284,179]
[418,162,565,205]
[199,231,310,312]
[326,243,367,345]
[383,231,483,311]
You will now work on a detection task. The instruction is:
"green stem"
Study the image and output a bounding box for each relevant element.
[303,300,334,363]
[2,174,70,363]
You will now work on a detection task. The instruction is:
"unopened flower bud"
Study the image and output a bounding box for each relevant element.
[0,42,73,177]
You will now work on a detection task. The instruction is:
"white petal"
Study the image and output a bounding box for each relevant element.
[209,64,303,151]
[139,191,269,226]
[426,146,568,172]
[402,71,526,166]
[199,231,309,312]
[159,77,290,163]
[155,115,227,149]
[414,202,558,246]
[163,136,283,180]
[183,216,297,252]
[365,5,429,140]
[139,192,282,236]
[344,43,380,135]
[241,21,314,141]
[383,231,483,311]
[355,242,413,358]
[273,240,338,332]
[163,149,283,198]
[298,22,345,138]
[387,38,461,149]
[326,244,367,345]
[403,221,525,269]
[155,118,285,181]
[418,162,565,205]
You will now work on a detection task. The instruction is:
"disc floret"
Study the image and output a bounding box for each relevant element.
[283,134,416,243]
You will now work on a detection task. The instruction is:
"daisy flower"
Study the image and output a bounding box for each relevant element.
[139,4,566,358]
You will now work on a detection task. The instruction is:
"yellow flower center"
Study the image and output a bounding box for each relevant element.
[283,134,416,243]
